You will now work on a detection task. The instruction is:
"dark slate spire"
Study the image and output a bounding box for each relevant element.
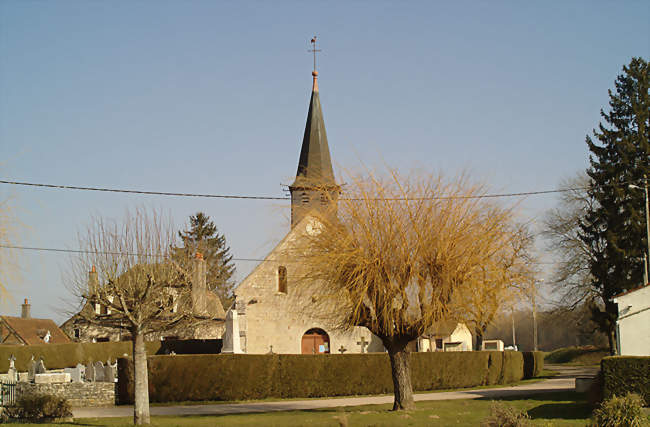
[289,68,339,228]
[291,70,336,187]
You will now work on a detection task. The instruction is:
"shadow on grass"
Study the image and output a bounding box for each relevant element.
[478,391,586,403]
[526,402,592,420]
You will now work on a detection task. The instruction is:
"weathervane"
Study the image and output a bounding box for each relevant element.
[309,36,321,73]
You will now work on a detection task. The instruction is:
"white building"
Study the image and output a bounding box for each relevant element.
[613,283,650,356]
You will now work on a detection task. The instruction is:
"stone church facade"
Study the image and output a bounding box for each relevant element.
[223,68,384,355]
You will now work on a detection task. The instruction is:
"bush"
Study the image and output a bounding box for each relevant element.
[3,394,72,420]
[602,356,650,405]
[118,351,527,404]
[591,393,647,427]
[0,341,162,372]
[481,401,532,427]
[544,346,608,365]
[522,351,544,379]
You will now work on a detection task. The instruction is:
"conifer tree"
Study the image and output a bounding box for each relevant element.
[172,212,235,307]
[580,57,649,353]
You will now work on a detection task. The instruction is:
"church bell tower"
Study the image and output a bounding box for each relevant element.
[289,38,339,228]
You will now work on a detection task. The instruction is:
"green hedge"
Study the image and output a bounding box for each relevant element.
[602,356,650,405]
[118,351,529,404]
[0,341,162,372]
[522,351,545,379]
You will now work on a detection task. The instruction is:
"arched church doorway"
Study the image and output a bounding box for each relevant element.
[301,328,330,354]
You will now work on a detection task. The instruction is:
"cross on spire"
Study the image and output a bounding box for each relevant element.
[309,36,321,73]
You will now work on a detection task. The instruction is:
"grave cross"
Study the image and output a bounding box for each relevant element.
[356,337,369,353]
[338,345,347,354]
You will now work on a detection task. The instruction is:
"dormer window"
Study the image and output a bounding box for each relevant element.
[277,266,287,294]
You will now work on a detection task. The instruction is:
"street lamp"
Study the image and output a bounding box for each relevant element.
[628,174,649,284]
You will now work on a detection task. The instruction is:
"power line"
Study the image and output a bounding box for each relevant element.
[0,243,578,266]
[1,178,640,201]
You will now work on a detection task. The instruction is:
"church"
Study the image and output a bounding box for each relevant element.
[222,65,386,355]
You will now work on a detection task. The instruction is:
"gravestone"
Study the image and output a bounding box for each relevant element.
[85,362,95,382]
[7,355,17,382]
[104,360,117,383]
[64,364,84,383]
[27,356,36,382]
[93,361,105,382]
[35,358,46,374]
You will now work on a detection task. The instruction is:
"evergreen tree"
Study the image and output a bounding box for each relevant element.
[172,212,236,308]
[580,57,649,353]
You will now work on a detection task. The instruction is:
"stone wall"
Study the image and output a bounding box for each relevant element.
[16,382,115,407]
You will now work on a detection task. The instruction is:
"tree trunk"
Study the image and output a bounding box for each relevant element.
[384,337,415,411]
[475,330,483,351]
[133,329,150,425]
[608,328,617,356]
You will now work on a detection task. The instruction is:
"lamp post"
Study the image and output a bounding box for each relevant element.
[629,175,650,284]
[532,279,543,352]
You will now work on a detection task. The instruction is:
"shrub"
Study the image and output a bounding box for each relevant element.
[591,393,647,427]
[602,356,650,404]
[481,401,532,427]
[544,346,608,365]
[118,351,527,404]
[522,351,544,379]
[3,394,72,420]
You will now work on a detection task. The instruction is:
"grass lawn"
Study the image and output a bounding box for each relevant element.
[26,391,597,426]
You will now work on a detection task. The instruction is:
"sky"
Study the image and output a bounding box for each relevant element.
[1,1,648,323]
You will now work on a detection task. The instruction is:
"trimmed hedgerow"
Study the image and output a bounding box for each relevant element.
[118,351,528,404]
[601,356,650,405]
[522,351,544,379]
[0,341,162,372]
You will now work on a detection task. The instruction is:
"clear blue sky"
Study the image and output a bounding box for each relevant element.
[1,1,648,323]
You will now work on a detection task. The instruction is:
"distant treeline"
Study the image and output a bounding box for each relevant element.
[485,303,607,352]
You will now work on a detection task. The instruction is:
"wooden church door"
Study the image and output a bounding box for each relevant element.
[301,328,330,354]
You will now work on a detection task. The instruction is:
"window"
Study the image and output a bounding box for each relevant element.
[94,303,101,315]
[320,193,328,206]
[74,329,80,339]
[277,266,287,293]
[301,192,309,205]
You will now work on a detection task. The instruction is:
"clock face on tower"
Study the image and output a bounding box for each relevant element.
[306,218,323,236]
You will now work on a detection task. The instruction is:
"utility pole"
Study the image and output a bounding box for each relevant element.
[511,306,516,350]
[532,279,543,352]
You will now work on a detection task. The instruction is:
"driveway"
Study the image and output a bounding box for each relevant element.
[73,364,590,418]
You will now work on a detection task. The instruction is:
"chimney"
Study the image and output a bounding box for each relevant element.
[192,252,207,316]
[88,265,99,294]
[21,298,31,319]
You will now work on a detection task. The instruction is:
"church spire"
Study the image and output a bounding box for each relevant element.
[289,37,339,228]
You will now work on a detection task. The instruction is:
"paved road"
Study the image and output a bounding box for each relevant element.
[73,364,596,418]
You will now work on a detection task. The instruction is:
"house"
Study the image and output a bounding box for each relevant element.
[0,299,70,345]
[415,322,473,352]
[613,283,650,356]
[61,255,226,342]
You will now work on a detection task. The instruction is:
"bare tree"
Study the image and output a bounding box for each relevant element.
[460,224,536,351]
[68,208,195,425]
[291,170,532,410]
[542,173,597,307]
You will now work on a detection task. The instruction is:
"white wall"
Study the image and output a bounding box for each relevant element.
[615,285,650,356]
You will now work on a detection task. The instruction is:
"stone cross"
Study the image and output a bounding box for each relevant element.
[356,337,369,353]
[338,345,347,354]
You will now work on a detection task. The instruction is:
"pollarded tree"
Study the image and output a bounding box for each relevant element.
[68,208,196,425]
[172,212,235,307]
[580,57,649,353]
[291,170,532,410]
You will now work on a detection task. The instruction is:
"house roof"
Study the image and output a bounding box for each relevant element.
[290,71,336,188]
[613,282,650,299]
[0,316,71,345]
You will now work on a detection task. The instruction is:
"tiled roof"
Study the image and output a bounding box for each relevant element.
[1,316,71,345]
